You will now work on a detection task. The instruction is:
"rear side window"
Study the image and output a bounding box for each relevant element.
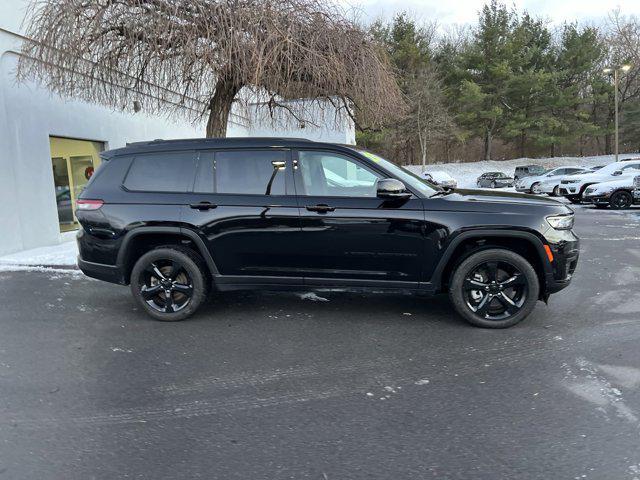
[214,150,286,195]
[124,151,197,192]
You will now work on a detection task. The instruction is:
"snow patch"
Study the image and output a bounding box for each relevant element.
[414,379,430,385]
[562,358,638,424]
[0,233,78,267]
[111,347,133,353]
[297,292,329,302]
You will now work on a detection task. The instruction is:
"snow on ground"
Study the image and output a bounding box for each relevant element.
[0,231,78,270]
[405,153,640,189]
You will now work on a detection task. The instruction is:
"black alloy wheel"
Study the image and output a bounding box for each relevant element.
[141,260,193,313]
[610,190,633,210]
[130,247,208,321]
[449,249,539,328]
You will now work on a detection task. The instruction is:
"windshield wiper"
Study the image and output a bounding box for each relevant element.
[430,186,455,198]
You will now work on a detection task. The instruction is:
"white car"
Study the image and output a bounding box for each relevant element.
[515,166,587,194]
[583,175,640,209]
[422,170,457,188]
[558,159,640,203]
[538,167,594,196]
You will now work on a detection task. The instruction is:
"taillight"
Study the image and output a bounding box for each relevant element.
[76,199,104,211]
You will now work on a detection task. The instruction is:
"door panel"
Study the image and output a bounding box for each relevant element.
[181,149,301,281]
[292,150,426,284]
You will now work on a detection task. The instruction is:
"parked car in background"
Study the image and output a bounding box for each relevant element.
[634,175,640,203]
[514,165,546,181]
[559,159,640,203]
[538,168,593,196]
[477,172,515,188]
[75,137,579,328]
[515,166,586,194]
[422,170,457,188]
[583,174,640,209]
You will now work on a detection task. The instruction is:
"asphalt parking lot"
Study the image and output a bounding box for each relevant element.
[1,206,640,480]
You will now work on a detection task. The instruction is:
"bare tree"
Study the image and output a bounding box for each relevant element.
[18,0,404,137]
[400,67,454,169]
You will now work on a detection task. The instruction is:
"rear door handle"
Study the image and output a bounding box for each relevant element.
[189,201,217,210]
[306,204,335,213]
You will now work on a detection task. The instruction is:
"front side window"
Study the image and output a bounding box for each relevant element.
[214,150,286,195]
[622,163,640,172]
[297,151,380,197]
[124,151,197,192]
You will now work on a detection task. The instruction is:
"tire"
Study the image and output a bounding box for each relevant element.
[449,249,540,329]
[130,246,210,321]
[610,190,633,210]
[491,181,497,188]
[531,182,541,194]
[552,186,560,197]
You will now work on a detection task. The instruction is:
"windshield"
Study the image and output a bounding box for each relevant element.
[354,149,439,197]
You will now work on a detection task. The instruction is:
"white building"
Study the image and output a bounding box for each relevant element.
[0,0,354,256]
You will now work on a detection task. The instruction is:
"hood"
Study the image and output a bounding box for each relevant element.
[451,188,562,205]
[435,188,572,215]
[588,177,637,189]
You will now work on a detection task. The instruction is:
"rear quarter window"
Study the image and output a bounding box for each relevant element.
[124,151,197,192]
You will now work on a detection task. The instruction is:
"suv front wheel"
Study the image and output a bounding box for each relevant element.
[449,249,540,328]
[130,246,209,321]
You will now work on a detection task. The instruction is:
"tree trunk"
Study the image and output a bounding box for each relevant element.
[484,129,492,161]
[206,77,241,138]
[519,130,526,158]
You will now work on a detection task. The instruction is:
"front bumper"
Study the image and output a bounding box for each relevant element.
[515,186,530,192]
[582,194,610,205]
[544,237,580,295]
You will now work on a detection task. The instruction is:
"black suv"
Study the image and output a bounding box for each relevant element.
[76,138,579,328]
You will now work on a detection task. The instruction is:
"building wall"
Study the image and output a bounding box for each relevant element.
[0,29,248,255]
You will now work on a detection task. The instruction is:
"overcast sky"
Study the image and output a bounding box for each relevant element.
[342,0,640,27]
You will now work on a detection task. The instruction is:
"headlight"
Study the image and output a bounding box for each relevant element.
[546,214,574,230]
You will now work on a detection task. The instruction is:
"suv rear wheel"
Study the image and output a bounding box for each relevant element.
[449,249,540,328]
[130,246,209,321]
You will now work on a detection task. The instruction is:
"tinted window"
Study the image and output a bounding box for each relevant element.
[214,150,286,195]
[124,152,196,192]
[297,151,380,197]
[193,152,215,193]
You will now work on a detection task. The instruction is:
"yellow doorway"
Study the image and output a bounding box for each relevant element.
[50,137,105,232]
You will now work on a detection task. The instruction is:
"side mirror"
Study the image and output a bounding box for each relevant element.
[613,170,623,176]
[377,178,411,200]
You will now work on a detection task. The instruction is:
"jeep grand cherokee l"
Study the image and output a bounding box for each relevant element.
[76,138,579,328]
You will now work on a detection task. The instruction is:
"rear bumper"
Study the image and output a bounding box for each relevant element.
[77,256,125,285]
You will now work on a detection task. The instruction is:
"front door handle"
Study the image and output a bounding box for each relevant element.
[189,201,217,211]
[306,204,335,213]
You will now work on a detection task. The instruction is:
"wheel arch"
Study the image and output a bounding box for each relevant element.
[117,226,218,284]
[430,230,551,296]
